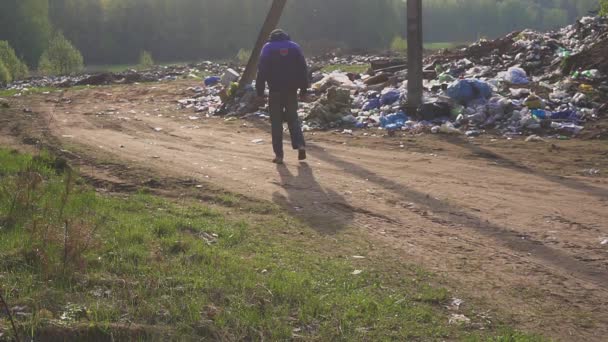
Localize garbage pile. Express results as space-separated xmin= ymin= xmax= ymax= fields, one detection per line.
xmin=180 ymin=16 xmax=606 ymax=139
xmin=4 ymin=61 xmax=228 ymax=90
xmin=294 ymin=16 xmax=608 ymax=137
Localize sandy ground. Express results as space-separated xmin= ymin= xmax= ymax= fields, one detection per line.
xmin=2 ymin=81 xmax=607 ymax=341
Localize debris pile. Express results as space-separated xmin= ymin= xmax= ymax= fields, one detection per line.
xmin=4 ymin=62 xmax=229 ymax=90
xmin=295 ymin=16 xmax=607 ymax=138
xmin=181 ymin=16 xmax=607 ymax=139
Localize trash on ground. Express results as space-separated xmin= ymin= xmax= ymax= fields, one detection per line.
xmin=449 ymin=313 xmax=471 ymax=325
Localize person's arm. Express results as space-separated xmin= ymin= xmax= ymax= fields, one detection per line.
xmin=293 ymin=43 xmax=309 ymax=96
xmin=256 ymin=44 xmax=271 ymax=97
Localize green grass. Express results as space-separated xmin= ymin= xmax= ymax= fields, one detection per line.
xmin=0 ymin=85 xmax=103 ymax=98
xmin=0 ymin=148 xmax=544 ymax=341
xmin=0 ymin=87 xmax=58 ymax=98
xmin=85 ymin=64 xmax=136 ymax=73
xmin=424 ymin=42 xmax=469 ymax=50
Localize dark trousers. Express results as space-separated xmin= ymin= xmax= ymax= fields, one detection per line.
xmin=269 ymin=91 xmax=306 ymax=158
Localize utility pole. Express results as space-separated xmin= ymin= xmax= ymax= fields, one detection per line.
xmin=407 ymin=0 xmax=423 ymax=114
xmin=238 ymin=0 xmax=288 ymax=89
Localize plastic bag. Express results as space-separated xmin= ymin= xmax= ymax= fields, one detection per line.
xmin=380 ymin=90 xmax=401 ymax=106
xmin=380 ymin=111 xmax=409 ymax=130
xmin=446 ymin=79 xmax=492 ymax=106
xmin=204 ymin=76 xmax=221 ymax=87
xmin=417 ymin=102 xmax=451 ymax=121
xmin=504 ymin=67 xmax=529 ymax=85
xmin=362 ymin=98 xmax=381 ymax=111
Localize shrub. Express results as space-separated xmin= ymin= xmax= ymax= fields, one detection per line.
xmin=138 ymin=50 xmax=154 ymax=69
xmin=601 ymin=0 xmax=608 ymax=16
xmin=390 ymin=36 xmax=407 ymax=53
xmin=0 ymin=61 xmax=11 ymax=85
xmin=236 ymin=48 xmax=252 ymax=65
xmin=0 ymin=41 xmax=29 ymax=80
xmin=0 ymin=151 xmax=100 ymax=276
xmin=38 ymin=32 xmax=84 ymax=76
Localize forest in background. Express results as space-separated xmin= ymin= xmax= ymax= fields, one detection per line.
xmin=0 ymin=0 xmax=602 ymax=67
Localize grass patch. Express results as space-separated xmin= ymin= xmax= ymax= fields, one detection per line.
xmin=321 ymin=64 xmax=369 ymax=74
xmin=0 ymin=87 xmax=59 ymax=98
xmin=424 ymin=42 xmax=469 ymax=50
xmin=0 ymin=148 xmax=542 ymax=341
xmin=0 ymin=85 xmax=104 ymax=99
xmin=84 ymin=64 xmax=137 ymax=73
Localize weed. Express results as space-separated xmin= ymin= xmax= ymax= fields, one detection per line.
xmin=0 ymin=289 xmax=21 ymax=342
xmin=236 ymin=48 xmax=252 ymax=66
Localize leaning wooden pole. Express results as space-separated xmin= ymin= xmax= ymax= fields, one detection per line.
xmin=407 ymin=0 xmax=423 ymax=114
xmin=238 ymin=0 xmax=288 ymax=89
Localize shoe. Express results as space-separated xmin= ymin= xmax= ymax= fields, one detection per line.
xmin=298 ymin=149 xmax=307 ymax=161
xmin=273 ymin=156 xmax=284 ymax=164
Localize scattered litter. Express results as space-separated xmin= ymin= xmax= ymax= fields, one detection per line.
xmin=251 ymin=139 xmax=264 ymax=144
xmin=601 ymin=239 xmax=608 ymax=245
xmin=60 ymin=303 xmax=88 ymax=323
xmin=581 ymin=169 xmax=601 ymax=176
xmin=448 ymin=298 xmax=464 ymax=311
xmin=352 ymin=256 xmax=366 ymax=259
xmin=525 ymin=135 xmax=546 ymax=142
xmin=153 ymin=127 xmax=163 ymax=132
xmin=351 ymin=270 xmax=363 ymax=275
xmin=449 ymin=314 xmax=471 ymax=325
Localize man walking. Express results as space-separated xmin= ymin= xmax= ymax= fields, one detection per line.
xmin=256 ymin=29 xmax=308 ymax=164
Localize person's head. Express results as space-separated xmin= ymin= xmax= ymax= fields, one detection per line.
xmin=269 ymin=29 xmax=291 ymax=42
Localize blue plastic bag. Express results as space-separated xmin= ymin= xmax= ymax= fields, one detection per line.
xmin=380 ymin=111 xmax=409 ymax=130
xmin=380 ymin=90 xmax=401 ymax=106
xmin=532 ymin=109 xmax=549 ymax=119
xmin=446 ymin=79 xmax=492 ymax=106
xmin=204 ymin=76 xmax=221 ymax=87
xmin=362 ymin=98 xmax=381 ymax=111
xmin=551 ymin=110 xmax=579 ymax=123
xmin=504 ymin=67 xmax=529 ymax=85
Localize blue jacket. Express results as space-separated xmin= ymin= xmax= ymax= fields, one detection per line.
xmin=256 ymin=32 xmax=309 ymax=96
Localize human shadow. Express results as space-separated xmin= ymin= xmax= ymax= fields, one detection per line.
xmin=436 ymin=135 xmax=608 ymax=200
xmin=307 ymin=143 xmax=608 ymax=288
xmin=273 ymin=162 xmax=353 ymax=234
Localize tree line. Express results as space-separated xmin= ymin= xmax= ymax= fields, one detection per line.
xmin=0 ymin=0 xmax=603 ymax=74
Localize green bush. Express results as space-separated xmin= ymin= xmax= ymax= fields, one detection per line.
xmin=38 ymin=32 xmax=84 ymax=76
xmin=601 ymin=0 xmax=608 ymax=16
xmin=236 ymin=48 xmax=251 ymax=65
xmin=0 ymin=61 xmax=11 ymax=85
xmin=138 ymin=50 xmax=154 ymax=69
xmin=390 ymin=36 xmax=407 ymax=53
xmin=0 ymin=41 xmax=29 ymax=81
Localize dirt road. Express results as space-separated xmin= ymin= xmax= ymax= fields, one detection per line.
xmin=3 ymin=81 xmax=608 ymax=340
